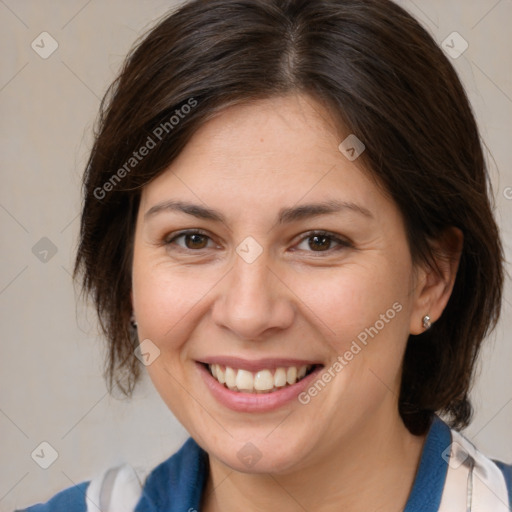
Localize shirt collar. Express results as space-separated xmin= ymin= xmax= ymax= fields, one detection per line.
xmin=404 ymin=414 xmax=451 ymax=511
xmin=137 ymin=414 xmax=450 ymax=512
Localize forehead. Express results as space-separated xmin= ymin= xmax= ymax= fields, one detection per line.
xmin=139 ymin=93 xmax=394 ymax=224
xmin=170 ymin=94 xmax=342 ymax=171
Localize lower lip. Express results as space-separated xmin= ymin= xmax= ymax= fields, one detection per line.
xmin=196 ymin=362 xmax=324 ymax=413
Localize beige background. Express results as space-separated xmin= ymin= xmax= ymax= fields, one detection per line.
xmin=1 ymin=1 xmax=511 ymax=510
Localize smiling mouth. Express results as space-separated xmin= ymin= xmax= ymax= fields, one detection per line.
xmin=203 ymin=363 xmax=320 ymax=393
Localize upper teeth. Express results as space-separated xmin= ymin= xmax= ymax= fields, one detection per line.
xmin=208 ymin=364 xmax=312 ymax=393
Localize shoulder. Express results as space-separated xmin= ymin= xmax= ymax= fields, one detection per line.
xmin=14 ymin=481 xmax=90 ymax=512
xmin=404 ymin=415 xmax=512 ymax=511
xmin=16 ymin=437 xmax=208 ymax=512
xmin=494 ymin=458 xmax=512 ymax=501
xmin=135 ymin=436 xmax=209 ymax=511
xmin=442 ymin=423 xmax=512 ymax=510
xmin=16 ymin=463 xmax=146 ymax=512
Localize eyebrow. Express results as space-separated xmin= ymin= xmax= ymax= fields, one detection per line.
xmin=144 ymin=199 xmax=373 ymax=224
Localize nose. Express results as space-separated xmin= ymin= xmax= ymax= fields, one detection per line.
xmin=210 ymin=250 xmax=295 ymax=341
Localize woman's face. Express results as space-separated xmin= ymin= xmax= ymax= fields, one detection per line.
xmin=131 ymin=93 xmax=425 ymax=473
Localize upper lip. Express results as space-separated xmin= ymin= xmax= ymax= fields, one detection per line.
xmin=198 ymin=356 xmax=323 ymax=372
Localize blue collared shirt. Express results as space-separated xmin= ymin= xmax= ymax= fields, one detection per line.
xmin=17 ymin=415 xmax=512 ymax=511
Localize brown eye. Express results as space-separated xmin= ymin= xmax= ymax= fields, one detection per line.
xmin=165 ymin=230 xmax=213 ymax=251
xmin=295 ymin=231 xmax=352 ymax=254
xmin=183 ymin=233 xmax=209 ymax=249
xmin=308 ymin=234 xmax=332 ymax=251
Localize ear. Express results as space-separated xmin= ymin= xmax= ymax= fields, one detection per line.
xmin=409 ymin=227 xmax=463 ymax=335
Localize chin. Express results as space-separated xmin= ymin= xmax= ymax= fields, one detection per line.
xmin=203 ymin=430 xmax=315 ymax=475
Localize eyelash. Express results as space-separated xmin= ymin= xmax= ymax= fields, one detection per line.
xmin=163 ymin=229 xmax=352 ymax=255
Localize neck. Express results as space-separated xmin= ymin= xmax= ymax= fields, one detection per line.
xmin=200 ymin=409 xmax=428 ymax=512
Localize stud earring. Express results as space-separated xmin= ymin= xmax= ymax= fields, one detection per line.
xmin=130 ymin=312 xmax=138 ymax=328
xmin=422 ymin=314 xmax=431 ymax=330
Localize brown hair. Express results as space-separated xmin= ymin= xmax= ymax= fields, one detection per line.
xmin=74 ymin=0 xmax=504 ymax=435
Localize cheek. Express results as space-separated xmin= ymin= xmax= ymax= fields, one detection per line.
xmin=131 ymin=258 xmax=208 ymax=419
xmin=131 ymin=241 xmax=199 ymax=346
xmin=291 ymin=259 xmax=411 ymax=349
xmin=133 ymin=262 xmax=205 ymax=349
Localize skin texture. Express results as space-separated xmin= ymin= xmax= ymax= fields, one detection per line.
xmin=131 ymin=93 xmax=462 ymax=512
